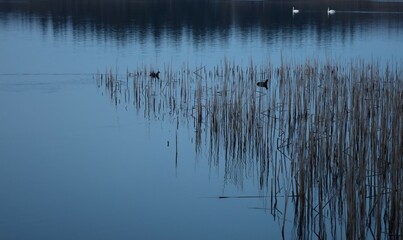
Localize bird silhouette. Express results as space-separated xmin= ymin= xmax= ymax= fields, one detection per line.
xmin=149 ymin=71 xmax=160 ymax=79
xmin=327 ymin=8 xmax=336 ymax=15
xmin=257 ymin=79 xmax=269 ymax=89
xmin=292 ymin=6 xmax=299 ymax=15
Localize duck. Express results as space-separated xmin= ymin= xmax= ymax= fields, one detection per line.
xmin=257 ymin=79 xmax=269 ymax=89
xmin=149 ymin=71 xmax=160 ymax=79
xmin=292 ymin=7 xmax=299 ymax=14
xmin=327 ymin=8 xmax=335 ymax=15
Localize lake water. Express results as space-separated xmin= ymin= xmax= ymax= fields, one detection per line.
xmin=1 ymin=0 xmax=403 ymax=239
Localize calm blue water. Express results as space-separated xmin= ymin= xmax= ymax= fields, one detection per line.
xmin=1 ymin=0 xmax=403 ymax=239
xmin=1 ymin=0 xmax=402 ymax=74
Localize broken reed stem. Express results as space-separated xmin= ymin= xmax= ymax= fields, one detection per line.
xmin=97 ymin=59 xmax=403 ymax=239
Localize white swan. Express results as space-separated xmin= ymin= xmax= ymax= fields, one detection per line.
xmin=292 ymin=7 xmax=299 ymax=14
xmin=327 ymin=8 xmax=335 ymax=15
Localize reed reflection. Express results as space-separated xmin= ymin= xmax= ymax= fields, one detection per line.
xmin=96 ymin=58 xmax=403 ymax=239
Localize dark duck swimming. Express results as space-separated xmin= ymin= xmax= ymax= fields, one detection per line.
xmin=149 ymin=71 xmax=160 ymax=79
xmin=256 ymin=79 xmax=269 ymax=89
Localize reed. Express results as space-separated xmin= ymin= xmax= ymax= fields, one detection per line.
xmin=96 ymin=58 xmax=403 ymax=239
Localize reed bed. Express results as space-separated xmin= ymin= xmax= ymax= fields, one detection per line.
xmin=95 ymin=59 xmax=403 ymax=239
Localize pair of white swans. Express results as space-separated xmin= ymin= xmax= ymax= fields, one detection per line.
xmin=292 ymin=7 xmax=335 ymax=15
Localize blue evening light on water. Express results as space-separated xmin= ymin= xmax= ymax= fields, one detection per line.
xmin=1 ymin=1 xmax=403 ymax=239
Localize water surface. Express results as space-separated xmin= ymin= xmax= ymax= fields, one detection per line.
xmin=1 ymin=0 xmax=403 ymax=239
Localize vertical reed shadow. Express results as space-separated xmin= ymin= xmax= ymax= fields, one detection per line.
xmin=95 ymin=59 xmax=403 ymax=239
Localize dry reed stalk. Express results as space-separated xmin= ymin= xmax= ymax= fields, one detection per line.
xmin=98 ymin=59 xmax=403 ymax=239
